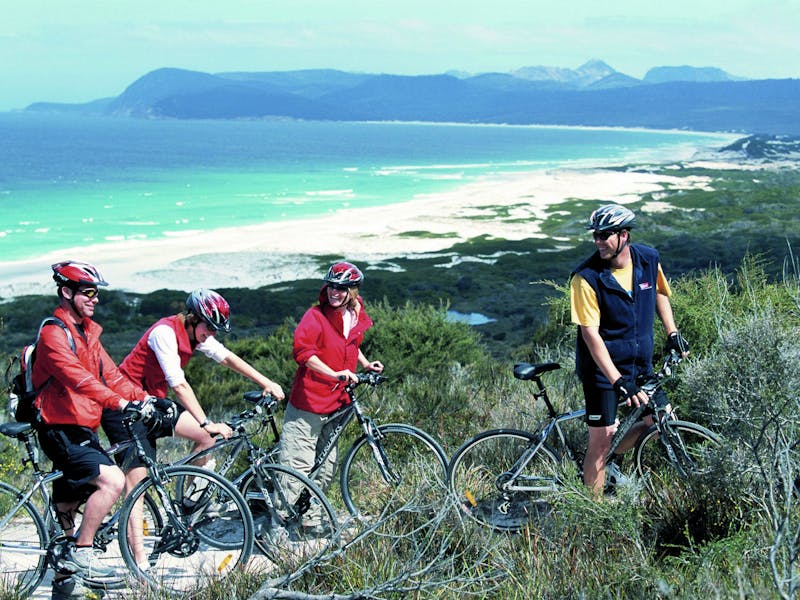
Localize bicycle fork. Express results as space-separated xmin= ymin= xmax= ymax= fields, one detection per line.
xmin=364 ymin=420 xmax=402 ymax=486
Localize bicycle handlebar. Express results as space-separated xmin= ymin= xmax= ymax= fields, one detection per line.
xmin=345 ymin=371 xmax=387 ymax=392
xmin=223 ymin=392 xmax=279 ymax=429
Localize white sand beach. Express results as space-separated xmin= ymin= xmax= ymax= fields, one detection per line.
xmin=0 ymin=164 xmax=723 ymax=298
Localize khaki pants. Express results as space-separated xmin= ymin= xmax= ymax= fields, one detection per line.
xmin=278 ymin=402 xmax=339 ymax=525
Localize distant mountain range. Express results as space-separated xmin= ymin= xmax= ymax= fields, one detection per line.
xmin=26 ymin=61 xmax=800 ymax=135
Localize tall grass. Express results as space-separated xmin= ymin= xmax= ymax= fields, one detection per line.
xmin=2 ymin=255 xmax=799 ymax=599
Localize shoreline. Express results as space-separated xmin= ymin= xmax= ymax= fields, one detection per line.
xmin=0 ymin=158 xmax=742 ymax=299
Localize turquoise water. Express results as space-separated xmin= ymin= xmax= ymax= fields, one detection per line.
xmin=0 ymin=113 xmax=733 ymax=263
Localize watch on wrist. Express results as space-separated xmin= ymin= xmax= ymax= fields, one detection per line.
xmin=199 ymin=418 xmax=210 ymax=429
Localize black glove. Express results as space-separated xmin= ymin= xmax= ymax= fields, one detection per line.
xmin=666 ymin=331 xmax=690 ymax=355
xmin=613 ymin=377 xmax=641 ymax=403
xmin=124 ymin=399 xmax=156 ymax=422
xmin=152 ymin=397 xmax=178 ymax=422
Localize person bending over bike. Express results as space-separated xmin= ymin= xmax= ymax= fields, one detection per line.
xmin=569 ymin=205 xmax=689 ymax=498
xmin=279 ymin=261 xmax=383 ymax=533
xmin=100 ymin=288 xmax=284 ymax=565
xmin=33 ymin=261 xmax=152 ymax=600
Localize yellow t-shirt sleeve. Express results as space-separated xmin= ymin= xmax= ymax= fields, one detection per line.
xmin=570 ymin=263 xmax=672 ymax=327
xmin=570 ymin=274 xmax=600 ymax=327
xmin=657 ymin=264 xmax=672 ymax=296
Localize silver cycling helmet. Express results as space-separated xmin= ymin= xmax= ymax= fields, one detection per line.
xmin=586 ymin=204 xmax=636 ymax=232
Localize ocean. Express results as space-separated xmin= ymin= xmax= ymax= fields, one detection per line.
xmin=0 ymin=112 xmax=733 ymax=264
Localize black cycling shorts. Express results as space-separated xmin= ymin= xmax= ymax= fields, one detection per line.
xmin=100 ymin=405 xmax=182 ymax=470
xmin=583 ymin=383 xmax=669 ymax=428
xmin=37 ymin=425 xmax=114 ymax=505
xmin=582 ymin=385 xmax=619 ymax=428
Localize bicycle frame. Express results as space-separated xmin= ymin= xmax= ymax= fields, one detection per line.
xmin=0 ymin=423 xmax=129 ymax=576
xmin=505 ymin=352 xmax=683 ymax=491
xmin=308 ymin=373 xmax=403 ymax=487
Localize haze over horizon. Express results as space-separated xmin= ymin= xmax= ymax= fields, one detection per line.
xmin=2 ymin=0 xmax=798 ymax=112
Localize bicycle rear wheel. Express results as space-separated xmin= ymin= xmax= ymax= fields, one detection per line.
xmin=0 ymin=482 xmax=49 ymax=595
xmin=240 ymin=463 xmax=338 ymax=574
xmin=340 ymin=424 xmax=447 ymax=521
xmin=118 ymin=465 xmax=254 ymax=595
xmin=447 ymin=429 xmax=559 ymax=532
xmin=632 ymin=419 xmax=721 ymax=500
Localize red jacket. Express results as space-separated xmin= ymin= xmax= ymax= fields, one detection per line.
xmin=289 ymin=288 xmax=373 ymax=414
xmin=33 ymin=306 xmax=146 ymax=430
xmin=120 ymin=315 xmax=194 ymax=397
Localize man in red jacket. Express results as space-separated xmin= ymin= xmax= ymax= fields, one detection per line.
xmin=279 ymin=261 xmax=383 ymax=533
xmin=33 ymin=261 xmax=150 ymax=599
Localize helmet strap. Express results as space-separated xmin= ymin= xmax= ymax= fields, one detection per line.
xmin=610 ymin=230 xmax=630 ymax=259
xmin=59 ymin=286 xmax=82 ymax=322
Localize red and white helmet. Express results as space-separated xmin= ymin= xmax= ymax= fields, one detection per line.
xmin=51 ymin=261 xmax=108 ymax=289
xmin=323 ymin=261 xmax=363 ymax=287
xmin=186 ymin=289 xmax=231 ymax=333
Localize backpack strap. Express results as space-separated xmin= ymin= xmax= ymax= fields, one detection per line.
xmin=37 ymin=316 xmax=76 ymax=352
xmin=24 ymin=317 xmax=77 ymax=393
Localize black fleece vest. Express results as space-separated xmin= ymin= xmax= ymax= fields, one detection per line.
xmin=573 ymin=243 xmax=660 ymax=389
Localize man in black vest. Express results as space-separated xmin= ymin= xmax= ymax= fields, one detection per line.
xmin=570 ymin=204 xmax=689 ymax=497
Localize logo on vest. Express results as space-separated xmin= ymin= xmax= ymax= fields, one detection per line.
xmin=639 ymin=281 xmax=653 ymax=291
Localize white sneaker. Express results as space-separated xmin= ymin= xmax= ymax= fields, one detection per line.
xmin=605 ymin=461 xmax=630 ymax=488
xmin=60 ymin=546 xmax=117 ymax=581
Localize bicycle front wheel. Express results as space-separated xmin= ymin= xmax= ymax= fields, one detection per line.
xmin=118 ymin=465 xmax=254 ymax=595
xmin=240 ymin=463 xmax=338 ymax=574
xmin=447 ymin=429 xmax=559 ymax=532
xmin=0 ymin=482 xmax=49 ymax=595
xmin=632 ymin=419 xmax=721 ymax=500
xmin=340 ymin=424 xmax=448 ymax=521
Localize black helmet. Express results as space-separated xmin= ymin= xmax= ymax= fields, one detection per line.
xmin=586 ymin=204 xmax=636 ymax=232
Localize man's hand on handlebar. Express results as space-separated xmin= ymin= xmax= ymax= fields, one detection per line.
xmin=124 ymin=397 xmax=156 ymax=422
xmin=667 ymin=331 xmax=690 ymax=358
xmin=614 ymin=377 xmax=649 ymax=408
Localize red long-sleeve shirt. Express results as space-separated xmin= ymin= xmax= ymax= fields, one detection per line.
xmin=289 ymin=289 xmax=373 ymax=415
xmin=33 ymin=306 xmax=147 ymax=430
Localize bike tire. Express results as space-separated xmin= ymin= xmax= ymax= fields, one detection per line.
xmin=118 ymin=465 xmax=254 ymax=595
xmin=84 ymin=490 xmax=164 ymax=591
xmin=340 ymin=424 xmax=448 ymax=521
xmin=0 ymin=482 xmax=49 ymax=595
xmin=447 ymin=429 xmax=560 ymax=532
xmin=239 ymin=463 xmax=338 ymax=571
xmin=632 ymin=419 xmax=721 ymax=500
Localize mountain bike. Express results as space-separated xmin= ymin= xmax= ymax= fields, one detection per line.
xmin=447 ymin=351 xmax=721 ymax=531
xmin=174 ymin=391 xmax=339 ymax=576
xmin=0 ymin=402 xmax=254 ymax=596
xmin=0 ymin=419 xmax=157 ymax=596
xmin=185 ymin=372 xmax=448 ymax=527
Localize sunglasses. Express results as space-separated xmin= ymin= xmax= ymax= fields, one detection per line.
xmin=328 ymin=283 xmax=352 ymax=291
xmin=77 ymin=287 xmax=99 ymax=299
xmin=592 ymin=230 xmax=618 ymax=241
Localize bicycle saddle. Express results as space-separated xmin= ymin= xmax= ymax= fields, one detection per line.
xmin=0 ymin=421 xmax=34 ymax=440
xmin=513 ymin=362 xmax=561 ymax=380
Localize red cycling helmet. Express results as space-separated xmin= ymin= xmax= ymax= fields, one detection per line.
xmin=51 ymin=261 xmax=109 ymax=289
xmin=323 ymin=261 xmax=363 ymax=287
xmin=186 ymin=289 xmax=231 ymax=333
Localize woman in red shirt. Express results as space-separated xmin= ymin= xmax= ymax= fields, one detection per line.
xmin=279 ymin=261 xmax=383 ymax=533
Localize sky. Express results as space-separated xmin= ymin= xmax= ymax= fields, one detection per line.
xmin=1 ymin=0 xmax=798 ymax=111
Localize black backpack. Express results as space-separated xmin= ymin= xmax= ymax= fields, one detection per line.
xmin=5 ymin=316 xmax=76 ymax=424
